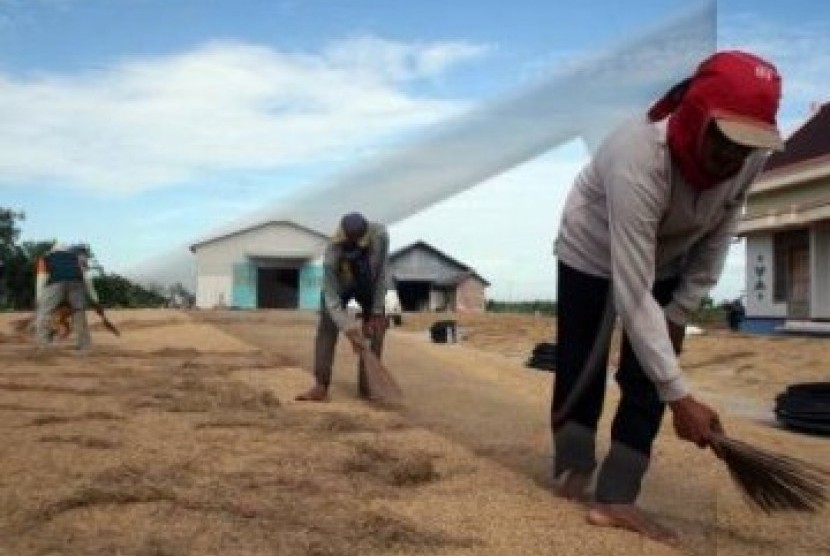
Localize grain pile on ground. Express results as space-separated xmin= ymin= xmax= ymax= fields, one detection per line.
xmin=0 ymin=309 xmax=827 ymax=555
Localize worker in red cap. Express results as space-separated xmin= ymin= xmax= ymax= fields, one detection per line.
xmin=296 ymin=212 xmax=390 ymax=402
xmin=551 ymin=50 xmax=783 ymax=544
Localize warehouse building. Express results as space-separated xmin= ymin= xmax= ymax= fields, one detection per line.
xmin=189 ymin=220 xmax=329 ymax=310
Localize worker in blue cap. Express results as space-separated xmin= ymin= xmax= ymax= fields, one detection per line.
xmin=296 ymin=212 xmax=390 ymax=401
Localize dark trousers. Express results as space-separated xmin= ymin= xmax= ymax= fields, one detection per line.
xmin=552 ymin=262 xmax=680 ymax=504
xmin=313 ymin=294 xmax=385 ymax=396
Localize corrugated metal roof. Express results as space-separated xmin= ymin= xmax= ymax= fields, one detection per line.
xmin=390 ymin=241 xmax=490 ymax=286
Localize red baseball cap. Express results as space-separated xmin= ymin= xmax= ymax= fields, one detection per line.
xmin=689 ymin=50 xmax=784 ymax=150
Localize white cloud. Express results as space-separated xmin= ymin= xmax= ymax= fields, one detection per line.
xmin=0 ymin=37 xmax=485 ymax=193
xmin=322 ymin=35 xmax=490 ymax=83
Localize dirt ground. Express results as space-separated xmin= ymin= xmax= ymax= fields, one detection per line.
xmin=0 ymin=308 xmax=827 ymax=556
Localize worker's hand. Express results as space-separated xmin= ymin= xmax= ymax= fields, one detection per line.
xmin=344 ymin=325 xmax=366 ymax=353
xmin=666 ymin=318 xmax=686 ymax=355
xmin=362 ymin=314 xmax=387 ymax=339
xmin=669 ymin=395 xmax=723 ymax=448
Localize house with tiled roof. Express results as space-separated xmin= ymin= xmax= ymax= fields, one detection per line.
xmin=737 ymin=102 xmax=830 ymax=333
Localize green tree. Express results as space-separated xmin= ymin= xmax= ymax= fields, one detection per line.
xmin=3 ymin=241 xmax=53 ymax=309
xmin=486 ymin=300 xmax=557 ymax=316
xmin=0 ymin=208 xmax=24 ymax=248
xmin=0 ymin=210 xmax=39 ymax=309
xmin=92 ymin=273 xmax=167 ymax=308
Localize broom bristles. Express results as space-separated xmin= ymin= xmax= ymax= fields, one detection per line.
xmin=360 ymin=345 xmax=403 ymax=406
xmin=710 ymin=433 xmax=829 ymax=514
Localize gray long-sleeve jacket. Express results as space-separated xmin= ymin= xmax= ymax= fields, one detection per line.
xmin=555 ymin=117 xmax=766 ymax=401
xmin=321 ymin=222 xmax=390 ymax=331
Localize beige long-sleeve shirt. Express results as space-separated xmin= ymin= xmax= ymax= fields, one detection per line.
xmin=555 ymin=117 xmax=766 ymax=401
xmin=322 ymin=222 xmax=390 ymax=331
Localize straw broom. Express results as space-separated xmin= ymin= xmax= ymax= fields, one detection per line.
xmin=710 ymin=432 xmax=829 ymax=513
xmin=357 ymin=342 xmax=403 ymax=406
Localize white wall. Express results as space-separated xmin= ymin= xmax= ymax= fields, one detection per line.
xmin=812 ymin=226 xmax=830 ymax=319
xmin=745 ymin=235 xmax=787 ymax=318
xmin=192 ymin=222 xmax=329 ymax=309
xmin=196 ymin=275 xmax=232 ymax=309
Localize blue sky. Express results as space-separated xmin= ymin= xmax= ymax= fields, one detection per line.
xmin=2 ymin=0 xmax=829 ymax=301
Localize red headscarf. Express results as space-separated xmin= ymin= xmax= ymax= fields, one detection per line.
xmin=648 ymin=51 xmax=782 ymax=190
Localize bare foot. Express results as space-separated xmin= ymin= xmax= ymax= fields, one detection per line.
xmin=295 ymin=384 xmax=329 ymax=402
xmin=555 ymin=471 xmax=592 ymax=503
xmin=587 ymin=503 xmax=679 ymax=547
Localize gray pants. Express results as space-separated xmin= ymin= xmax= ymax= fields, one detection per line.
xmin=35 ymin=282 xmax=91 ymax=350
xmin=314 ymin=309 xmax=385 ymax=396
